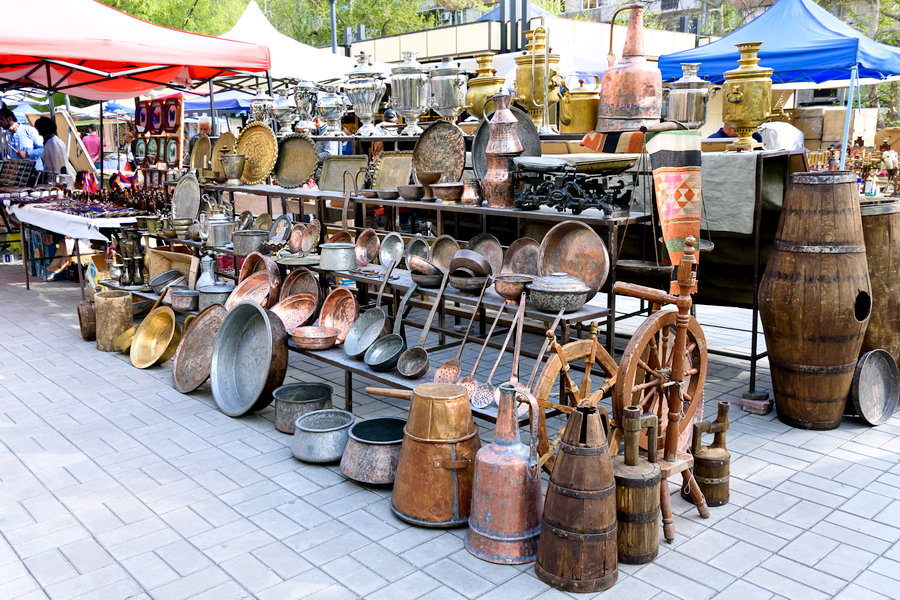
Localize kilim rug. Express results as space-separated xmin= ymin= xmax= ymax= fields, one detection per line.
xmin=645 ymin=129 xmax=702 ymax=293
xmin=580 ymin=130 xmax=645 ymax=153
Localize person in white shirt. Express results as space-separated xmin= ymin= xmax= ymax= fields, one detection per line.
xmin=34 ymin=116 xmax=67 ymax=174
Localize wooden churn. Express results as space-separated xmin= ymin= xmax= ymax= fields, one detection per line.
xmin=391 ymin=383 xmax=481 ymax=527
xmin=95 ymin=291 xmax=132 ymax=352
xmin=859 ymin=199 xmax=900 ymax=363
xmin=682 ymin=401 xmax=731 ymax=507
xmin=535 ymin=406 xmax=618 ymax=592
xmin=611 ymin=406 xmax=660 ymax=565
xmin=77 ymin=300 xmax=96 ymax=341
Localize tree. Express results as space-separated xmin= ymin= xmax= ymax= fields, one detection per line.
xmin=98 ymin=0 xmax=247 ymax=36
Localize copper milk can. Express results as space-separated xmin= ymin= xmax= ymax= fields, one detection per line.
xmin=596 ymin=4 xmax=662 ymax=132
xmin=391 ymin=383 xmax=482 ymax=527
xmin=466 ymin=384 xmax=542 ymax=564
xmin=483 ymin=93 xmax=523 ymax=209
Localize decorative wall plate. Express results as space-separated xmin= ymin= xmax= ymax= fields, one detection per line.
xmin=235 ymin=121 xmax=278 ymax=185
xmin=164 ymin=99 xmax=180 ymax=133
xmin=134 ymin=138 xmax=146 ymax=164
xmin=149 ymin=100 xmax=164 ymax=134
xmin=273 ymin=133 xmax=316 ymax=188
xmin=371 ymin=151 xmax=413 ymax=190
xmin=269 ymin=215 xmax=293 ymax=243
xmin=145 ymin=137 xmax=159 ymax=164
xmin=412 ymin=121 xmax=465 ymax=183
xmin=135 ymin=103 xmax=149 ymax=133
xmin=210 ymin=131 xmax=236 ymax=177
xmin=472 ymin=105 xmax=540 ymax=179
xmin=165 ymin=138 xmax=179 ymax=167
xmin=318 ymin=155 xmax=368 ymax=193
xmin=190 ymin=134 xmax=211 ymax=170
xmin=171 ymin=172 xmax=202 ymax=221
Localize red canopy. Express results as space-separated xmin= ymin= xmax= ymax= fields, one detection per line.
xmin=0 ymin=0 xmax=270 ymax=100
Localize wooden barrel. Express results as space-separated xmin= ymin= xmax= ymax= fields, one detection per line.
xmin=612 ymin=459 xmax=660 ymax=564
xmin=759 ymin=172 xmax=871 ymax=430
xmin=77 ymin=300 xmax=96 ymax=341
xmin=95 ymin=291 xmax=133 ymax=352
xmin=536 ymin=407 xmax=618 ymax=592
xmin=860 ymin=199 xmax=900 ymax=363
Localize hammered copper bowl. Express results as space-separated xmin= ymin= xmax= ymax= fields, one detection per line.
xmin=397 ymin=184 xmax=424 ymax=201
xmin=239 ymin=251 xmax=281 ymax=300
xmin=291 ymin=326 xmax=340 ymax=350
xmin=355 ymin=228 xmax=380 ymax=267
xmin=405 ymin=236 xmax=430 ymax=264
xmin=449 ymin=273 xmax=487 ymax=294
xmin=359 ymin=189 xmax=380 ymax=199
xmin=375 ymin=189 xmax=400 ymax=200
xmin=493 ymin=273 xmax=533 ymax=303
xmin=170 ymin=289 xmax=200 ymax=313
xmin=271 ymin=293 xmax=318 ymax=331
xmin=431 ymin=182 xmax=464 ymax=204
xmin=225 ymin=271 xmax=271 ymax=311
xmin=408 ymin=255 xmax=442 ymax=277
xmin=319 ymin=288 xmax=359 ymax=344
xmin=280 ymin=267 xmax=319 ymax=306
xmin=449 ymin=249 xmax=492 ymax=277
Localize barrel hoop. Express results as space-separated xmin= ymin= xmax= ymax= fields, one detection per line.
xmin=542 ymin=521 xmax=617 ymax=542
xmin=769 ymin=358 xmax=857 ymax=374
xmin=560 ymin=442 xmax=610 ymax=456
xmin=790 ymin=172 xmax=856 ymax=185
xmin=548 ymin=481 xmax=615 ymax=499
xmin=860 ymin=201 xmax=900 ymax=216
xmin=616 ymin=508 xmax=660 ymax=524
xmin=695 ymin=475 xmax=729 ymax=485
xmin=404 ymin=428 xmax=478 ymax=445
xmin=772 ymin=240 xmax=866 ymax=253
xmin=614 ymin=474 xmax=661 ymax=488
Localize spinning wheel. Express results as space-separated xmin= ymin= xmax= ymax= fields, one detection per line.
xmin=614 ymin=309 xmax=707 ymax=453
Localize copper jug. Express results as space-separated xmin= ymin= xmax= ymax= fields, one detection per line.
xmin=596 ymin=4 xmax=662 ymax=132
xmin=466 ymin=384 xmax=542 ymax=564
xmin=391 ymin=383 xmax=482 ymax=527
xmin=483 ymin=93 xmax=523 ymax=209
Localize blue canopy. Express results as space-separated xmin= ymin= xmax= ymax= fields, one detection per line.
xmin=184 ymin=90 xmax=253 ymax=112
xmin=659 ymin=0 xmax=900 ymax=83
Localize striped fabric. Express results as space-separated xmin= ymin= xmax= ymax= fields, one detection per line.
xmin=579 ymin=130 xmax=646 ymax=154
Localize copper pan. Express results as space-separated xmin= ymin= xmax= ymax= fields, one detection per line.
xmin=538 ymin=220 xmax=609 ymax=301
xmin=225 ymin=271 xmax=270 ymax=310
xmin=449 ymin=249 xmax=492 ymax=277
xmin=319 ymin=288 xmax=359 ymax=344
xmin=172 ymin=304 xmax=227 ymax=393
xmin=271 ymin=293 xmax=318 ymax=331
xmin=239 ymin=251 xmax=282 ymax=300
xmin=280 ymin=267 xmax=319 ymax=306
xmin=355 ymin=228 xmax=380 ymax=267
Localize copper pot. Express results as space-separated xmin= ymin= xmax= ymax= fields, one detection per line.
xmin=528 ymin=272 xmax=590 ymax=313
xmin=494 ymin=273 xmax=533 ymax=303
xmin=340 ymin=417 xmax=406 ymax=485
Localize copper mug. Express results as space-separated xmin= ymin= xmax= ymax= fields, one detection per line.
xmin=461 ymin=179 xmax=482 ymax=206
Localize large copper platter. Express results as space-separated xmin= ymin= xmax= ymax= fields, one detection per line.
xmin=172 ymin=305 xmax=227 ymax=393
xmin=430 ymin=235 xmax=460 ymax=271
xmin=210 ymin=132 xmax=236 ymax=178
xmin=466 ymin=233 xmax=503 ymax=276
xmin=271 ymin=293 xmax=318 ymax=331
xmin=472 ymin=105 xmax=540 ymax=179
xmin=238 ymin=251 xmax=281 ymax=301
xmin=273 ymin=133 xmax=317 ymax=188
xmin=190 ymin=134 xmax=210 ymax=170
xmin=319 ymin=156 xmax=368 ymax=193
xmin=412 ymin=121 xmax=465 ymax=183
xmin=319 ymin=287 xmax=358 ymax=344
xmin=502 ymin=237 xmax=540 ymax=275
xmin=538 ymin=220 xmax=609 ymax=301
xmin=371 ymin=151 xmax=413 ymax=190
xmin=130 ymin=306 xmax=176 ymax=369
xmin=225 ymin=271 xmax=271 ymax=310
xmin=280 ymin=267 xmax=319 ymax=305
xmin=235 ymin=121 xmax=279 ymax=185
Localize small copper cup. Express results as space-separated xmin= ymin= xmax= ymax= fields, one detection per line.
xmin=461 ymin=179 xmax=482 ymax=206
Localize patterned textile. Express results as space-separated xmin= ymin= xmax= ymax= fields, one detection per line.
xmin=580 ymin=130 xmax=645 ymax=153
xmin=81 ymin=172 xmax=99 ymax=194
xmin=646 ymin=130 xmax=702 ymax=292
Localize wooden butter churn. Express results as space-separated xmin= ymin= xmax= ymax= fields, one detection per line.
xmin=682 ymin=401 xmax=731 ymax=507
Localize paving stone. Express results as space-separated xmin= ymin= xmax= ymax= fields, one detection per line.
xmin=777 ymin=531 xmax=839 ymax=566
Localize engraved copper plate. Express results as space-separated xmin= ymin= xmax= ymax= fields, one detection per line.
xmin=502 ymin=237 xmax=540 ymax=275
xmin=274 ymin=133 xmax=317 ymax=188
xmin=301 ymin=220 xmax=321 ymax=254
xmin=538 ymin=220 xmax=609 ymax=301
xmin=371 ymin=151 xmax=413 ymax=190
xmin=319 ymin=287 xmax=358 ymax=344
xmin=172 ymin=304 xmax=227 ymax=393
xmin=190 ymin=133 xmax=211 ymax=170
xmin=225 ymin=271 xmax=270 ymax=311
xmin=280 ymin=267 xmax=319 ymax=305
xmin=466 ymin=233 xmax=503 ymax=276
xmin=238 ymin=252 xmax=281 ymax=301
xmin=472 ymin=105 xmax=540 ymax=179
xmin=288 ymin=223 xmax=307 ymax=253
xmin=319 ymin=156 xmax=368 ymax=193
xmin=211 ymin=132 xmax=236 ymax=177
xmin=271 ymin=293 xmax=318 ymax=331
xmin=412 ymin=121 xmax=465 ymax=183
xmin=235 ymin=121 xmax=278 ymax=185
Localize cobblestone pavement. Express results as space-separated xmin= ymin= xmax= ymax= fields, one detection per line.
xmin=1 ymin=267 xmax=899 ymax=600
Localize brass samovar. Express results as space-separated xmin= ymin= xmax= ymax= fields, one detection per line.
xmin=465 ymin=53 xmax=505 ymax=121
xmin=723 ymin=41 xmax=772 ymax=151
xmin=514 ymin=28 xmax=561 ymax=134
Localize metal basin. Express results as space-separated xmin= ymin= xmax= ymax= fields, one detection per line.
xmin=149 ymin=269 xmax=184 ymax=295
xmin=379 ymin=232 xmax=405 ymax=267
xmin=340 ymin=417 xmax=406 ymax=485
xmin=364 ymin=333 xmax=406 ymax=372
xmin=198 ymin=283 xmax=235 ymax=311
xmin=291 ymin=409 xmax=355 ymax=463
xmin=273 ymin=383 xmax=333 ymax=434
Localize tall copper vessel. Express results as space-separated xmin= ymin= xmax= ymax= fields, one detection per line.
xmin=514 ymin=28 xmax=560 ymax=133
xmin=391 ymin=383 xmax=482 ymax=527
xmin=466 ymin=385 xmax=542 ymax=564
xmin=483 ymin=93 xmax=523 ymax=209
xmin=722 ymin=42 xmax=772 ymax=151
xmin=596 ymin=4 xmax=661 ymax=132
xmin=465 ymin=53 xmax=506 ymax=121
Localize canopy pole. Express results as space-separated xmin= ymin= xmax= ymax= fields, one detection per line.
xmin=208 ymin=79 xmax=217 ymax=136
xmin=99 ymin=101 xmax=104 ymax=187
xmin=266 ymin=71 xmax=274 ymax=96
xmin=839 ymin=65 xmax=857 ymax=170
xmin=329 ymin=0 xmax=338 ymax=54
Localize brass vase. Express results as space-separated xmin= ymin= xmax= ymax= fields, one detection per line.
xmin=723 ymin=42 xmax=772 ymax=151
xmin=514 ymin=28 xmax=561 ymax=134
xmin=465 ymin=53 xmax=506 ymax=122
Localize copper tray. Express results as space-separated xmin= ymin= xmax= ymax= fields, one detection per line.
xmin=319 ymin=156 xmax=368 ymax=193
xmin=210 ymin=132 xmax=236 ymax=178
xmin=371 ymin=151 xmax=413 ymax=190
xmin=412 ymin=121 xmax=465 ymax=183
xmin=301 ymin=219 xmax=321 ymax=254
xmin=225 ymin=271 xmax=271 ymax=310
xmin=466 ymin=233 xmax=503 ymax=276
xmin=319 ymin=287 xmax=358 ymax=344
xmin=538 ymin=220 xmax=609 ymax=301
xmin=271 ymin=293 xmax=318 ymax=331
xmin=288 ymin=223 xmax=307 ymax=253
xmin=238 ymin=252 xmax=281 ymax=301
xmin=430 ymin=234 xmax=460 ymax=271
xmin=472 ymin=105 xmax=540 ymax=179
xmin=280 ymin=267 xmax=319 ymax=305
xmin=172 ymin=305 xmax=227 ymax=393
xmin=235 ymin=121 xmax=278 ymax=185
xmin=273 ymin=133 xmax=317 ymax=188
xmin=171 ymin=172 xmax=201 ymax=221
xmin=502 ymin=237 xmax=540 ymax=275
xmin=190 ymin=134 xmax=210 ymax=170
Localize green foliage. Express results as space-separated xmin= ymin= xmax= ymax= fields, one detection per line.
xmin=98 ymin=0 xmax=247 ymax=36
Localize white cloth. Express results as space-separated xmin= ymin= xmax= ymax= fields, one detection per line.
xmin=882 ymin=150 xmax=898 ymax=170
xmin=759 ymin=122 xmax=805 ymax=151
xmin=8 ymin=202 xmax=135 ymax=241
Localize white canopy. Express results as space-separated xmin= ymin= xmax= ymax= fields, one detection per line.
xmin=220 ymin=1 xmax=356 ymax=83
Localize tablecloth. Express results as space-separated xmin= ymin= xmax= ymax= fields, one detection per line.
xmin=7 ymin=202 xmax=136 ymax=241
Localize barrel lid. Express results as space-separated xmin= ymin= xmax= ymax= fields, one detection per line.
xmin=860 ymin=199 xmax=900 ymax=216
xmin=791 ymin=171 xmax=856 ymax=185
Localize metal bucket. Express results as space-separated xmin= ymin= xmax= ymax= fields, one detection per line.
xmin=292 ymin=409 xmax=354 ymax=463
xmin=340 ymin=417 xmax=406 ymax=485
xmin=232 ymin=229 xmax=269 ymax=257
xmin=198 ymin=283 xmax=236 ymax=312
xmin=273 ymin=383 xmax=334 ymax=434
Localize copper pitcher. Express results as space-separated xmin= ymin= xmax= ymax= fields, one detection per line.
xmin=391 ymin=383 xmax=482 ymax=527
xmin=483 ymin=93 xmax=523 ymax=209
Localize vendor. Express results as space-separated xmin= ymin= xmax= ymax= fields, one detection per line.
xmin=313 ymin=117 xmax=341 ymax=162
xmin=187 ymin=116 xmax=212 ymax=159
xmin=34 ymin=117 xmax=67 ymax=174
xmin=708 ymin=123 xmax=762 ymax=143
xmin=0 ymin=107 xmax=44 ymax=169
xmin=82 ymin=124 xmax=102 ymax=167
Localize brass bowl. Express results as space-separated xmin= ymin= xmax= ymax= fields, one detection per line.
xmin=397 ymin=185 xmax=424 ymax=201
xmin=291 ymin=326 xmax=340 ymax=350
xmin=115 ymin=325 xmax=138 ymax=353
xmin=130 ymin=307 xmax=176 ymax=369
xmin=431 ymin=182 xmax=464 ymax=204
xmin=494 ymin=273 xmax=533 ymax=302
xmin=416 ymin=170 xmax=441 ymax=185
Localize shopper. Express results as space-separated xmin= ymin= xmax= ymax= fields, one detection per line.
xmin=34 ymin=116 xmax=67 ymax=173
xmin=708 ymin=122 xmax=762 ymax=143
xmin=0 ymin=107 xmax=43 ymax=169
xmin=82 ymin=124 xmax=102 ymax=167
xmin=187 ymin=116 xmax=212 ymax=159
xmin=314 ymin=117 xmax=340 ymax=162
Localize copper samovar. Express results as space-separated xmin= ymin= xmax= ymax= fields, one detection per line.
xmin=723 ymin=41 xmax=772 ymax=151
xmin=596 ymin=4 xmax=661 ymax=132
xmin=465 ymin=53 xmax=505 ymax=121
xmin=483 ymin=93 xmax=524 ymax=209
xmin=514 ymin=28 xmax=561 ymax=134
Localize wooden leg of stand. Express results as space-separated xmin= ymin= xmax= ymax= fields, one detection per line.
xmin=683 ymin=470 xmax=710 ymax=519
xmin=660 ymin=477 xmax=675 ymax=543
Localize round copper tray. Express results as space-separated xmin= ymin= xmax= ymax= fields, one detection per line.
xmin=355 ymin=228 xmax=380 ymax=267
xmin=472 ymin=105 xmax=540 ymax=179
xmin=238 ymin=252 xmax=281 ymax=301
xmin=280 ymin=266 xmax=319 ymax=301
xmin=130 ymin=306 xmax=176 ymax=369
xmin=538 ymin=220 xmax=609 ymax=301
xmin=301 ymin=220 xmax=321 ymax=254
xmin=319 ymin=288 xmax=358 ymax=344
xmin=273 ymin=133 xmax=316 ymax=188
xmin=430 ymin=235 xmax=459 ymax=271
xmin=411 ymin=121 xmax=466 ymax=183
xmin=172 ymin=305 xmax=227 ymax=393
xmin=288 ymin=223 xmax=307 ymax=254
xmin=271 ymin=293 xmax=318 ymax=332
xmin=225 ymin=271 xmax=270 ymax=310
xmin=190 ymin=134 xmax=211 ymax=170
xmin=502 ymin=237 xmax=540 ymax=275
xmin=235 ymin=121 xmax=279 ymax=185
xmin=466 ymin=233 xmax=503 ymax=276
xmin=210 ymin=132 xmax=236 ymax=177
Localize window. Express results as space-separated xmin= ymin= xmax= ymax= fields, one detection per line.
xmin=661 ymin=0 xmax=679 ymax=10
xmin=581 ymin=0 xmax=611 ymax=9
